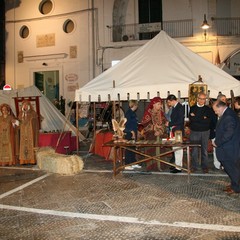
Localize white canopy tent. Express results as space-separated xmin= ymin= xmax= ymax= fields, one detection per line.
xmin=0 ymin=85 xmax=84 ymax=139
xmin=75 ymin=31 xmax=240 ymax=102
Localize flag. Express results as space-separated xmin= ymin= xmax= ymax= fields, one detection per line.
xmin=215 ymin=38 xmax=221 ymax=66
xmin=215 ymin=49 xmax=221 ymax=66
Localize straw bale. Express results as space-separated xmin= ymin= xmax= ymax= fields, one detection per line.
xmin=36 ymin=147 xmax=84 ymax=175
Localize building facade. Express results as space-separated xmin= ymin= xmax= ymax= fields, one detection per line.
xmin=5 ymin=0 xmax=240 ymax=105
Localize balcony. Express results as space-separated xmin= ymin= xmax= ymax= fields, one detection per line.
xmin=109 ymin=19 xmax=193 ymax=42
xmin=212 ymin=17 xmax=240 ymax=36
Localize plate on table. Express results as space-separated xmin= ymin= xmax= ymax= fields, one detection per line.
xmin=161 ymin=138 xmax=175 ymax=144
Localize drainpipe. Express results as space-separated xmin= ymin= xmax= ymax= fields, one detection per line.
xmin=13 ymin=3 xmax=16 ymax=89
xmin=91 ymin=0 xmax=96 ymax=78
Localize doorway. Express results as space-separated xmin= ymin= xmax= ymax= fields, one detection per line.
xmin=34 ymin=70 xmax=59 ymax=104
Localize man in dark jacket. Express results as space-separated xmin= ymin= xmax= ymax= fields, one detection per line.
xmin=212 ymin=100 xmax=240 ymax=194
xmin=189 ymin=92 xmax=212 ymax=173
xmin=166 ymin=94 xmax=185 ymax=173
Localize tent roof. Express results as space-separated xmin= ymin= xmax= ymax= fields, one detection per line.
xmin=0 ymin=86 xmax=83 ymax=139
xmin=75 ymin=30 xmax=240 ymax=102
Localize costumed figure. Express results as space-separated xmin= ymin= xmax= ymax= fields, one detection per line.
xmin=0 ymin=104 xmax=18 ymax=166
xmin=141 ymin=97 xmax=167 ymax=170
xmin=18 ymin=100 xmax=39 ymax=164
xmin=141 ymin=97 xmax=167 ymax=140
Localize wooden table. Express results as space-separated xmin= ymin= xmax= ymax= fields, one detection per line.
xmin=104 ymin=140 xmax=201 ymax=183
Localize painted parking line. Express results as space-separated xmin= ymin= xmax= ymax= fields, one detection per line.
xmin=0 ymin=204 xmax=239 ymax=232
xmin=0 ymin=166 xmax=41 ymax=171
xmin=83 ymin=169 xmax=228 ymax=177
xmin=0 ymin=170 xmax=232 ymax=233
xmin=0 ymin=173 xmax=51 ymax=199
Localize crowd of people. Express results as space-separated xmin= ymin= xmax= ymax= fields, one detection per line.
xmin=0 ymin=100 xmax=39 ymax=166
xmin=1 ymin=93 xmax=240 ymax=194
xmin=117 ymin=92 xmax=240 ymax=194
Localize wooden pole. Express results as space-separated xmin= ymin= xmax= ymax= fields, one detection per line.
xmin=112 ymin=80 xmax=116 ymax=120
xmin=76 ymin=101 xmax=79 ymax=154
xmin=93 ymin=102 xmax=96 ymax=136
xmin=55 ymin=100 xmax=73 ymax=153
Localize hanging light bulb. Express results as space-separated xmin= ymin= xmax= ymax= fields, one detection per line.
xmin=201 ymin=14 xmax=210 ymax=30
xmin=201 ymin=14 xmax=210 ymax=41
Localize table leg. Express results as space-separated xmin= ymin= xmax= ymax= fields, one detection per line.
xmin=156 ymin=136 xmax=161 ymax=171
xmin=113 ymin=146 xmax=117 ymax=177
xmin=187 ymin=146 xmax=190 ymax=184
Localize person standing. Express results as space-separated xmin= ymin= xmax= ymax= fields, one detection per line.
xmin=217 ymin=94 xmax=227 ymax=105
xmin=212 ymin=100 xmax=240 ymax=194
xmin=234 ymin=96 xmax=240 ymax=120
xmin=141 ymin=97 xmax=167 ymax=170
xmin=18 ymin=100 xmax=39 ymax=165
xmin=211 ymin=94 xmax=228 ymax=170
xmin=123 ymin=100 xmax=140 ymax=170
xmin=141 ymin=97 xmax=167 ymax=140
xmin=166 ymin=94 xmax=185 ymax=173
xmin=165 ymin=100 xmax=174 ymax=164
xmin=189 ymin=92 xmax=212 ymax=173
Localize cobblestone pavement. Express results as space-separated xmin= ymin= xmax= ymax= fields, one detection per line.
xmin=0 ymin=144 xmax=240 ymax=239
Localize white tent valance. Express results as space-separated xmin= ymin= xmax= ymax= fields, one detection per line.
xmin=75 ymin=31 xmax=240 ymax=102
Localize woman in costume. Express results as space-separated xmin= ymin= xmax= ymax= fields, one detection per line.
xmin=141 ymin=97 xmax=167 ymax=140
xmin=141 ymin=97 xmax=167 ymax=170
xmin=0 ymin=104 xmax=18 ymax=166
xmin=18 ymin=100 xmax=39 ymax=164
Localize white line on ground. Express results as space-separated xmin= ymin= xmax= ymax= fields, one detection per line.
xmin=83 ymin=169 xmax=228 ymax=177
xmin=0 ymin=167 xmax=227 ymax=178
xmin=0 ymin=166 xmax=41 ymax=171
xmin=0 ymin=173 xmax=50 ymax=199
xmin=0 ymin=169 xmax=232 ymax=233
xmin=0 ymin=204 xmax=239 ymax=232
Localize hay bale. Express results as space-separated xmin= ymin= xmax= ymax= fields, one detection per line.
xmin=36 ymin=147 xmax=84 ymax=175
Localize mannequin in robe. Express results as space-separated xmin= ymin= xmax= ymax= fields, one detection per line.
xmin=17 ymin=100 xmax=39 ymax=164
xmin=0 ymin=104 xmax=18 ymax=166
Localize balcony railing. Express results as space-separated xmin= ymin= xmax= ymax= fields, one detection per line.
xmin=110 ymin=19 xmax=193 ymax=42
xmin=212 ymin=17 xmax=240 ymax=36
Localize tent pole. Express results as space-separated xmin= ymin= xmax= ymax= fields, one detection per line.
xmin=93 ymin=102 xmax=96 ymax=136
xmin=88 ymin=102 xmax=96 ymax=153
xmin=112 ymin=80 xmax=116 ymax=120
xmin=76 ymin=101 xmax=79 ymax=154
xmin=55 ymin=100 xmax=73 ymax=154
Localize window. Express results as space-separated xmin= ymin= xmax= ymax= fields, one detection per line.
xmin=111 ymin=60 xmax=120 ymax=67
xmin=39 ymin=0 xmax=53 ymax=15
xmin=138 ymin=0 xmax=162 ymax=40
xmin=19 ymin=25 xmax=29 ymax=39
xmin=34 ymin=71 xmax=59 ymax=104
xmin=63 ymin=19 xmax=75 ymax=33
